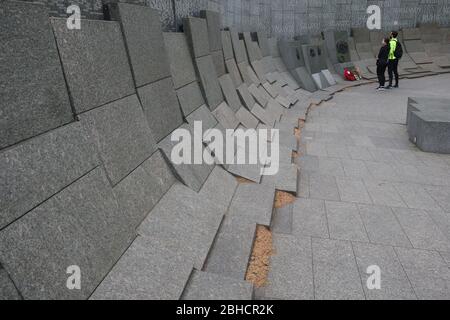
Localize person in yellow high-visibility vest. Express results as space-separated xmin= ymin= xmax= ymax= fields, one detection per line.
xmin=387 ymin=31 xmax=399 ymax=89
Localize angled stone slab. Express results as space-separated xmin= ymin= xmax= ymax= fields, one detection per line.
xmin=0 ymin=1 xmax=73 ymax=149
xmin=266 ymin=99 xmax=284 ymax=122
xmin=211 ymin=49 xmax=226 ymax=76
xmin=0 ymin=167 xmax=134 ymax=300
xmin=312 ymin=238 xmax=365 ymax=300
xmin=274 ymin=57 xmax=288 ymax=72
xmin=276 ymin=95 xmax=291 ymax=109
xmin=176 ymin=81 xmax=205 ymax=117
xmin=184 ymin=17 xmax=210 ymax=58
xmin=204 ymin=218 xmax=257 ymax=280
xmin=163 ymin=32 xmax=197 ymax=89
xmin=196 ymin=55 xmax=225 ymax=110
xmin=138 ymin=183 xmax=223 ymax=269
xmin=0 ymin=122 xmax=99 ymax=229
xmin=282 ymin=71 xmax=300 ymax=90
xmin=212 ymin=102 xmax=240 ymax=130
xmin=91 ymin=235 xmax=193 ymax=300
xmin=229 ymin=28 xmax=246 ymax=63
xmin=265 ymin=235 xmax=313 ymax=300
xmin=200 ymin=10 xmax=222 ymax=52
xmin=51 ymin=18 xmax=134 ymax=114
xmin=321 ymin=69 xmax=337 ymax=85
xmin=243 ymin=32 xmax=260 ymax=62
xmin=222 ymin=31 xmax=234 ymax=60
xmin=251 ymin=60 xmax=267 ymax=82
xmin=238 ymin=61 xmax=254 ymax=85
xmin=293 ymin=67 xmax=318 ymax=92
xmin=219 ymin=74 xmax=244 ymax=112
xmin=138 ymin=77 xmax=184 ymax=142
xmin=0 ymin=265 xmax=21 ymax=300
xmin=225 ymin=59 xmax=244 ymax=88
xmin=248 ymin=84 xmax=269 ymax=107
xmin=237 ymin=84 xmax=256 ymax=110
xmin=262 ymin=164 xmax=297 ymax=194
xmin=108 ymin=3 xmax=171 ymax=87
xmin=182 ymin=270 xmax=253 ymax=300
xmin=227 ymin=183 xmax=275 ymax=227
xmin=113 ymin=150 xmax=176 ymax=230
xmin=80 ymin=95 xmax=157 ymax=186
xmin=271 ymin=203 xmax=293 ymax=235
xmin=256 ymin=32 xmax=270 ymax=57
xmin=227 ymin=162 xmax=262 ymax=184
xmin=199 ymin=166 xmax=238 ymax=213
xmin=263 ymin=82 xmax=278 ymax=99
xmin=186 ymin=104 xmax=218 ymax=131
xmin=302 ymin=45 xmax=327 ymax=74
xmin=236 ymin=107 xmax=260 ymax=129
xmin=251 ymin=103 xmax=276 ymax=127
xmin=158 ymin=123 xmax=214 ymax=192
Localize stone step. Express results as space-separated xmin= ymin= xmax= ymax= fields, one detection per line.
xmin=271 ymin=204 xmax=293 ymax=235
xmin=91 ymin=235 xmax=194 ymax=300
xmin=137 ymin=183 xmax=224 ymax=270
xmin=204 ymin=218 xmax=257 ymax=280
xmin=181 ymin=270 xmax=253 ymax=300
xmin=261 ymin=164 xmax=298 ymax=194
xmin=226 ymin=183 xmax=276 ymax=227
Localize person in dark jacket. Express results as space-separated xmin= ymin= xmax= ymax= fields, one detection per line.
xmin=376 ymin=38 xmax=390 ymax=91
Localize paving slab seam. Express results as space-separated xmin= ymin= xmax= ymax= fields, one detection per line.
xmin=0 ymin=164 xmax=100 ymax=233
xmin=87 ymin=233 xmax=139 ymax=300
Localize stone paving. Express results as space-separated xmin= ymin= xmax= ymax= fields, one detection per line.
xmin=265 ymin=74 xmax=450 ymax=300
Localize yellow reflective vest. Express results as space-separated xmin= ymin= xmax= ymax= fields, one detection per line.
xmin=389 ymin=38 xmax=398 ymax=60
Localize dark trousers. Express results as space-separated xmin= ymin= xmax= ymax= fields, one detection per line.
xmin=388 ymin=59 xmax=399 ymax=86
xmin=377 ymin=63 xmax=388 ymax=87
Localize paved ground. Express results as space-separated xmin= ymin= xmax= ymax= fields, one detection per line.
xmin=268 ymin=74 xmax=450 ymax=300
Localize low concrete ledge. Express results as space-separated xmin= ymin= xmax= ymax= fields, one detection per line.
xmin=407 ymin=97 xmax=450 ymax=154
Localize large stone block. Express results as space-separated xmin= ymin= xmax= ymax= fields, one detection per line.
xmin=164 ymin=32 xmax=197 ymax=89
xmin=196 ymin=55 xmax=225 ymax=110
xmin=184 ymin=17 xmax=210 ymax=58
xmin=211 ymin=49 xmax=226 ymax=76
xmin=407 ymin=97 xmax=450 ymax=154
xmin=212 ymin=102 xmax=240 ymax=130
xmin=107 ymin=3 xmax=171 ymax=87
xmin=80 ymin=95 xmax=156 ymax=186
xmin=0 ymin=122 xmax=99 ymax=230
xmin=225 ymin=59 xmax=244 ymax=88
xmin=302 ymin=44 xmax=328 ymax=74
xmin=219 ymin=74 xmax=244 ymax=112
xmin=138 ymin=184 xmax=224 ymax=269
xmin=200 ymin=10 xmax=222 ymax=52
xmin=176 ymin=81 xmax=205 ymax=117
xmin=158 ymin=123 xmax=214 ymax=192
xmin=222 ymin=31 xmax=234 ymax=61
xmin=229 ymin=28 xmax=246 ymax=63
xmin=51 ymin=18 xmax=135 ymax=114
xmin=137 ymin=77 xmax=184 ymax=142
xmin=0 ymin=167 xmax=134 ymax=300
xmin=256 ymin=32 xmax=271 ymax=57
xmin=0 ymin=1 xmax=73 ymax=149
xmin=113 ymin=150 xmax=176 ymax=230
